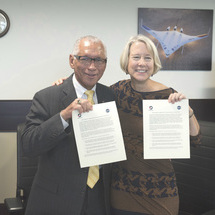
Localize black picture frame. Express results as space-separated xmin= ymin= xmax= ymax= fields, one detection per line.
xmin=138 ymin=8 xmax=213 ymax=71
xmin=0 ymin=9 xmax=10 ymax=37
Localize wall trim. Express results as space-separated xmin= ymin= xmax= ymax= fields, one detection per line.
xmin=0 ymin=100 xmax=32 ymax=132
xmin=0 ymin=99 xmax=214 ymax=132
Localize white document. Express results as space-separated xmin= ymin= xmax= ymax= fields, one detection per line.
xmin=143 ymin=99 xmax=190 ymax=159
xmin=72 ymin=101 xmax=126 ymax=168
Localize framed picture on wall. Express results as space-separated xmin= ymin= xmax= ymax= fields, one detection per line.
xmin=138 ymin=8 xmax=213 ymax=71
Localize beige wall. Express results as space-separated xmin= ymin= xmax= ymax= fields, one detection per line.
xmin=0 ymin=133 xmax=17 ymax=202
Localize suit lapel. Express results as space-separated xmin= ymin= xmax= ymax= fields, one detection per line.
xmin=96 ymin=84 xmax=107 ymax=104
xmin=60 ymin=77 xmax=109 ymax=107
xmin=60 ymin=74 xmax=77 ymax=110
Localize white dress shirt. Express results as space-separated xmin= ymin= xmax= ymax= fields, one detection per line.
xmin=60 ymin=75 xmax=97 ymax=129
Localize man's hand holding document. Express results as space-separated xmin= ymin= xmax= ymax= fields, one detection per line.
xmin=143 ymin=99 xmax=190 ymax=159
xmin=72 ymin=101 xmax=126 ymax=168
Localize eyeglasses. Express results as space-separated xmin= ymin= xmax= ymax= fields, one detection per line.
xmin=74 ymin=55 xmax=107 ymax=67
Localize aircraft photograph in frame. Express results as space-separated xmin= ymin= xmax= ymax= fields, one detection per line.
xmin=138 ymin=8 xmax=213 ymax=71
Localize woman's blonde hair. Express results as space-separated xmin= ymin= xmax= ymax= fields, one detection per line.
xmin=120 ymin=35 xmax=162 ymax=75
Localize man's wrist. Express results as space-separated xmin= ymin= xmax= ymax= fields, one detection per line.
xmin=60 ymin=112 xmax=69 ymax=129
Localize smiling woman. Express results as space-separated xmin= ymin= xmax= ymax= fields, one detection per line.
xmin=109 ymin=35 xmax=201 ymax=215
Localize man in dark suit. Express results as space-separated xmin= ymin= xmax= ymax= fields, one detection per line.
xmin=21 ymin=35 xmax=115 ymax=215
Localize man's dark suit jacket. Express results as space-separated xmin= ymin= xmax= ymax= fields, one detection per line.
xmin=21 ymin=74 xmax=115 ymax=215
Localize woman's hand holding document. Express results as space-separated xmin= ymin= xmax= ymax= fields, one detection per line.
xmin=143 ymin=99 xmax=190 ymax=159
xmin=72 ymin=101 xmax=126 ymax=168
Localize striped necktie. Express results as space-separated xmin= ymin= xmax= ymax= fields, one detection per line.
xmin=84 ymin=90 xmax=99 ymax=189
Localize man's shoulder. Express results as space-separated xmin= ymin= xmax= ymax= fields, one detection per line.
xmin=96 ymin=82 xmax=109 ymax=89
xmin=96 ymin=82 xmax=115 ymax=102
xmin=35 ymin=84 xmax=61 ymax=97
xmin=96 ymin=83 xmax=114 ymax=94
xmin=35 ymin=75 xmax=73 ymax=97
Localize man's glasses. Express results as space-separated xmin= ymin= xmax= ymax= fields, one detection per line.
xmin=74 ymin=55 xmax=107 ymax=67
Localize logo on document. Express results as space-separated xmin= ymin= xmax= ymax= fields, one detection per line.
xmin=149 ymin=106 xmax=153 ymax=111
xmin=177 ymin=106 xmax=181 ymax=110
